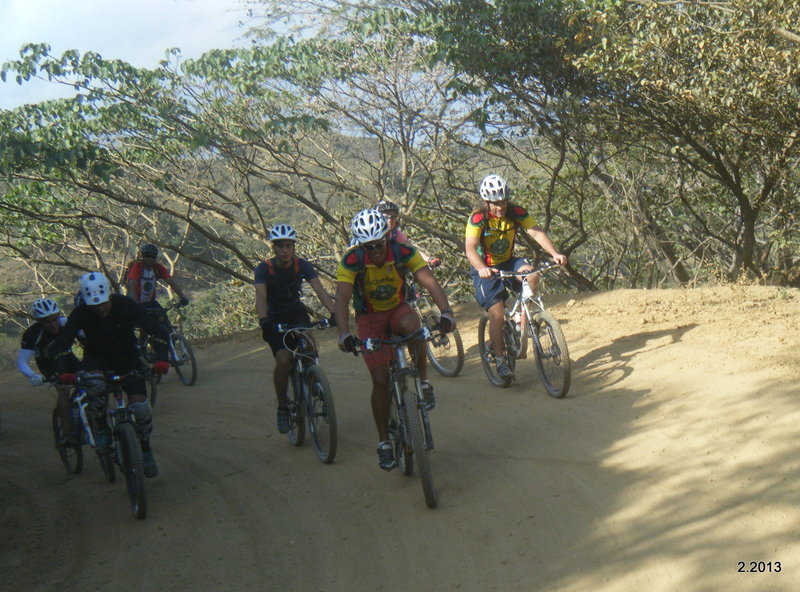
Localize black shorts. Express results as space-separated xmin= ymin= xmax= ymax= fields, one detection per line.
xmin=264 ymin=309 xmax=312 ymax=356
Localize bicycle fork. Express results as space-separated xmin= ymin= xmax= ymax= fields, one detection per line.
xmin=394 ymin=348 xmax=435 ymax=451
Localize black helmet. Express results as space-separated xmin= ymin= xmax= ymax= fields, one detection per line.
xmin=140 ymin=243 xmax=158 ymax=257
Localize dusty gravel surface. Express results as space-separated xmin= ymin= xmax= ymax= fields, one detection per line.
xmin=2 ymin=284 xmax=799 ymax=592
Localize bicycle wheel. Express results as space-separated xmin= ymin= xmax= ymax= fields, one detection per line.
xmin=116 ymin=422 xmax=147 ymax=519
xmin=171 ymin=332 xmax=198 ymax=386
xmin=389 ymin=374 xmax=413 ymax=476
xmin=477 ymin=314 xmax=513 ymax=388
xmin=422 ymin=311 xmax=465 ymax=377
xmin=286 ymin=373 xmax=306 ymax=446
xmin=402 ymin=387 xmax=438 ymax=508
xmin=530 ymin=310 xmax=571 ymax=398
xmin=304 ymin=365 xmax=337 ymax=464
xmin=52 ymin=408 xmax=83 ymax=474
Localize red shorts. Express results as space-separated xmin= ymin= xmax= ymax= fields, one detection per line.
xmin=356 ymin=303 xmax=415 ymax=372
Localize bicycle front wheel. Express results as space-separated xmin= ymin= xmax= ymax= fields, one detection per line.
xmin=423 ymin=312 xmax=465 ymax=377
xmin=390 ymin=378 xmax=413 ymax=477
xmin=530 ymin=310 xmax=571 ymax=398
xmin=171 ymin=332 xmax=198 ymax=386
xmin=305 ymin=365 xmax=337 ymax=464
xmin=116 ymin=422 xmax=147 ymax=520
xmin=478 ymin=314 xmax=513 ymax=388
xmin=286 ymin=373 xmax=306 ymax=446
xmin=52 ymin=408 xmax=83 ymax=474
xmin=402 ymin=387 xmax=438 ymax=509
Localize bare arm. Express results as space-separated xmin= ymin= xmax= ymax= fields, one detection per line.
xmin=165 ymin=277 xmax=188 ymax=300
xmin=413 ymin=267 xmax=451 ymax=314
xmin=465 ymin=235 xmax=493 ymax=278
xmin=334 ymin=282 xmax=354 ymax=338
xmin=308 ymin=277 xmax=336 ymax=315
xmin=255 ymin=283 xmax=268 ymax=319
xmin=526 ymin=227 xmax=567 ymax=265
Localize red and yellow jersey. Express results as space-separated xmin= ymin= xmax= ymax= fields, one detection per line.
xmin=336 ymin=242 xmax=427 ymax=313
xmin=464 ymin=204 xmax=536 ymax=265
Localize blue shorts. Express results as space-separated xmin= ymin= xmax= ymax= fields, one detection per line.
xmin=470 ymin=257 xmax=530 ymax=310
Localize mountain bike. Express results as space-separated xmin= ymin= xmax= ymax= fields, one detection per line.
xmin=478 ymin=261 xmax=571 ymax=397
xmin=105 ymin=371 xmax=149 ymax=519
xmin=55 ymin=371 xmax=149 ymax=519
xmin=359 ymin=326 xmax=439 ymax=509
xmin=141 ymin=300 xmax=197 ymax=388
xmin=50 ymin=372 xmax=113 ymax=480
xmin=406 ymin=277 xmax=464 ymax=377
xmin=276 ymin=319 xmax=338 ymax=464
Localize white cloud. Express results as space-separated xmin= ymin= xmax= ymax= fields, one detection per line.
xmin=0 ymin=0 xmax=250 ymax=108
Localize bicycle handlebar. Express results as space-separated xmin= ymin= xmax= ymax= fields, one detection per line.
xmin=162 ymin=300 xmax=189 ymax=313
xmin=53 ymin=369 xmax=146 ymax=388
xmin=357 ymin=326 xmax=433 ymax=353
xmin=493 ymin=260 xmax=559 ymax=280
xmin=276 ymin=318 xmax=333 ymax=333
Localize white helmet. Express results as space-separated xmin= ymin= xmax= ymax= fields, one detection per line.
xmin=79 ymin=271 xmax=112 ymax=305
xmin=479 ymin=174 xmax=509 ymax=201
xmin=30 ymin=298 xmax=60 ymax=319
xmin=350 ymin=208 xmax=389 ymax=244
xmin=268 ymin=224 xmax=297 ymax=242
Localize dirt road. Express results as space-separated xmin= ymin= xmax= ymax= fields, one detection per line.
xmin=2 ymin=285 xmax=799 ymax=592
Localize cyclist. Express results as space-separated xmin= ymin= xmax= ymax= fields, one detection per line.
xmin=17 ymin=298 xmax=82 ymax=443
xmin=125 ymin=243 xmax=190 ymax=331
xmin=52 ymin=272 xmax=171 ymax=478
xmin=335 ymin=208 xmax=456 ymax=471
xmin=375 ymin=200 xmax=441 ymax=268
xmin=254 ymin=224 xmax=337 ymax=435
xmin=465 ymin=174 xmax=567 ymax=381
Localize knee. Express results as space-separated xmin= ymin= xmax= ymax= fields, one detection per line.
xmin=370 ymin=367 xmax=391 ymax=391
xmin=129 ymin=401 xmax=153 ymax=435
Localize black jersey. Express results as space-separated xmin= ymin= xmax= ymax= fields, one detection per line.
xmin=52 ymin=294 xmax=169 ymax=371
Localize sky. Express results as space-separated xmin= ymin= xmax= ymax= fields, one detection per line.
xmin=0 ymin=0 xmax=253 ymax=109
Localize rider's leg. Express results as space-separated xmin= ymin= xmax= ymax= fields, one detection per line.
xmin=396 ymin=308 xmax=424 ymax=379
xmin=487 ymin=300 xmax=506 ymax=357
xmin=55 ymin=385 xmax=73 ymax=435
xmin=127 ymin=384 xmax=158 ymax=477
xmin=369 ymin=364 xmax=392 ymax=442
xmin=273 ymin=350 xmax=293 ymax=408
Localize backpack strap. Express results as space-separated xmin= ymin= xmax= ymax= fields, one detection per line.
xmin=264 ymin=256 xmax=301 ymax=276
xmin=477 ymin=204 xmax=523 ymax=263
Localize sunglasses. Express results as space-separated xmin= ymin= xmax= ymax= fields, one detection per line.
xmin=363 ymin=238 xmax=386 ymax=251
xmin=273 ymin=241 xmax=295 ymax=249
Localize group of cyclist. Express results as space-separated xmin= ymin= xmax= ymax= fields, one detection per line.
xmin=18 ymin=244 xmax=190 ymax=479
xmin=19 ymin=174 xmax=565 ymax=476
xmin=256 ymin=174 xmax=566 ymax=471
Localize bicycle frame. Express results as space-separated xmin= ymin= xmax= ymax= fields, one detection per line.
xmin=361 ymin=326 xmax=439 ymax=508
xmin=362 ymin=326 xmax=436 ymax=451
xmin=66 ymin=372 xmax=113 ymax=449
xmin=497 ymin=262 xmax=558 ymax=353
